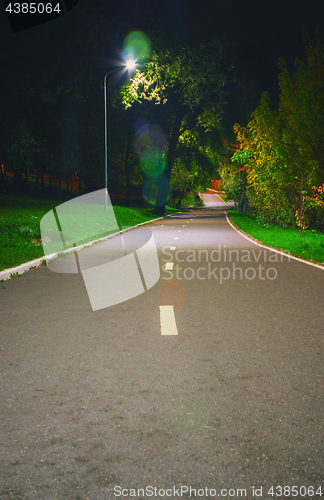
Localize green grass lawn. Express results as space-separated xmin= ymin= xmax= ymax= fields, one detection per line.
xmin=227 ymin=209 xmax=324 ymax=264
xmin=0 ymin=193 xmax=180 ymax=272
xmin=3 ymin=194 xmax=323 ymax=272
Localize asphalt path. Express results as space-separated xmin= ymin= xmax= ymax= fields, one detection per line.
xmin=199 ymin=192 xmax=235 ymax=209
xmin=1 ymin=200 xmax=324 ymax=500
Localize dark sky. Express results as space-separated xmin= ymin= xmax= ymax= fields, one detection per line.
xmin=1 ymin=0 xmax=324 ymax=126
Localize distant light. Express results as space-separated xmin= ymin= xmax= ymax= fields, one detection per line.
xmin=125 ymin=59 xmax=136 ymax=71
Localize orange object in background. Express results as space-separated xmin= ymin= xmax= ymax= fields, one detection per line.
xmin=0 ymin=165 xmax=81 ymax=191
xmin=2 ymin=164 xmax=13 ymax=176
xmin=210 ymin=179 xmax=223 ymax=191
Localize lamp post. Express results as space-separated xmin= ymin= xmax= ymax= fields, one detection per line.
xmin=104 ymin=60 xmax=136 ymax=211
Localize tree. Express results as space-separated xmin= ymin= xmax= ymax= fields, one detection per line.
xmin=0 ymin=1 xmax=128 ymax=198
xmin=232 ymin=94 xmax=289 ymax=220
xmin=227 ymin=26 xmax=324 ymax=232
xmin=167 ymin=122 xmax=221 ymax=207
xmin=120 ymin=37 xmax=234 ymax=214
xmin=276 ymin=26 xmax=324 ymax=232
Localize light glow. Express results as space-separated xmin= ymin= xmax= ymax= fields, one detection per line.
xmin=125 ymin=59 xmax=136 ymax=71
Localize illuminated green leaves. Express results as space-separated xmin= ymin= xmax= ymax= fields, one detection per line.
xmin=120 ymin=40 xmax=232 ymax=122
xmin=228 ymin=29 xmax=324 ymax=231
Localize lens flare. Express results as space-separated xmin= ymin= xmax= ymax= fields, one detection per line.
xmin=123 ymin=31 xmax=151 ymax=64
xmin=140 ymin=147 xmax=167 ymax=178
xmin=134 ymin=122 xmax=168 ymax=178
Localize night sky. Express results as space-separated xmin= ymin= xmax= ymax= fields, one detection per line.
xmin=1 ymin=0 xmax=324 ymax=128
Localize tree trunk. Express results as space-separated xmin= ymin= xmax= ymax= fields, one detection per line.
xmin=155 ymin=108 xmax=185 ymax=215
xmin=176 ymin=188 xmax=186 ymax=209
xmin=78 ymin=174 xmax=82 ymax=196
xmin=65 ymin=175 xmax=70 ymax=196
xmin=23 ymin=165 xmax=28 ymax=193
xmin=57 ymin=173 xmax=62 ymax=199
xmin=13 ymin=167 xmax=22 ymax=193
xmin=49 ymin=167 xmax=52 ymax=195
xmin=124 ymin=121 xmax=132 ymax=207
xmin=41 ymin=170 xmax=44 ymax=195
xmin=0 ymin=164 xmax=6 ymax=192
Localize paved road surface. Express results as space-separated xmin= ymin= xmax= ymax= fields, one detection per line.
xmin=1 ymin=208 xmax=323 ymax=499
xmin=199 ymin=192 xmax=235 ymax=208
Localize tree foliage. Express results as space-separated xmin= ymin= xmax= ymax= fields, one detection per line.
xmin=222 ymin=27 xmax=324 ymax=232
xmin=120 ymin=37 xmax=234 ymax=213
xmin=0 ymin=2 xmax=131 ymax=198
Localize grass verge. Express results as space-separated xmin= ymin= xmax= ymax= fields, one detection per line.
xmin=227 ymin=209 xmax=324 ymax=264
xmin=0 ymin=193 xmax=180 ymax=272
xmin=215 ymin=192 xmax=229 ymax=203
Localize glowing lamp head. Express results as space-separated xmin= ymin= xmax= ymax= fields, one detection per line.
xmin=125 ymin=59 xmax=136 ymax=71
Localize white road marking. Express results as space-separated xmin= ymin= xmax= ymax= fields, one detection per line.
xmin=165 ymin=262 xmax=174 ymax=270
xmin=170 ymin=246 xmax=176 ymax=250
xmin=178 ymin=230 xmax=182 ymax=232
xmin=225 ymin=213 xmax=324 ymax=270
xmin=159 ymin=306 xmax=178 ymax=336
xmin=174 ymin=237 xmax=179 ymax=240
xmin=182 ymin=225 xmax=186 ymax=227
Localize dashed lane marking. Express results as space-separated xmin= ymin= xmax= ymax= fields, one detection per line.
xmin=159 ymin=306 xmax=178 ymax=336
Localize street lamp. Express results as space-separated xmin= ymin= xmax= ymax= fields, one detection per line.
xmin=104 ymin=59 xmax=136 ymax=211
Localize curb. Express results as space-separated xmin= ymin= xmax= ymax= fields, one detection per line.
xmin=0 ymin=212 xmax=178 ymax=281
xmin=225 ymin=213 xmax=324 ymax=271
